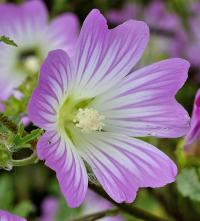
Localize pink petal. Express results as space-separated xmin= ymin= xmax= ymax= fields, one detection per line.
xmin=79 ymin=132 xmax=177 ymax=203
xmin=185 ymin=89 xmax=200 ymax=146
xmin=28 ymin=50 xmax=73 ymax=130
xmin=39 ymin=197 xmax=58 ymax=221
xmin=0 ymin=77 xmax=15 ymax=101
xmin=37 ymin=131 xmax=88 ymax=207
xmin=73 ymin=9 xmax=149 ymax=97
xmin=84 ymin=190 xmax=124 ymax=221
xmin=0 ymin=0 xmax=47 ymax=41
xmin=0 ymin=210 xmax=26 ymax=221
xmin=92 ymin=58 xmax=190 ymax=138
xmin=47 ymin=13 xmax=79 ymax=55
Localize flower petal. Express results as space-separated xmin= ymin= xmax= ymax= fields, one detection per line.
xmin=92 ymin=58 xmax=190 ymax=138
xmin=0 ymin=76 xmax=15 ymax=100
xmin=73 ymin=9 xmax=149 ymax=97
xmin=0 ymin=0 xmax=47 ymax=43
xmin=0 ymin=0 xmax=49 ymax=97
xmin=185 ymin=89 xmax=200 ymax=145
xmin=78 ymin=132 xmax=177 ymax=203
xmin=28 ymin=50 xmax=73 ymax=130
xmin=37 ymin=131 xmax=88 ymax=207
xmin=0 ymin=210 xmax=26 ymax=221
xmin=47 ymin=13 xmax=79 ymax=55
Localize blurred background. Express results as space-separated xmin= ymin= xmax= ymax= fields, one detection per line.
xmin=1 ymin=0 xmax=200 ymax=220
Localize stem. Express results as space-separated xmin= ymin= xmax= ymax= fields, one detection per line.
xmin=11 ymin=151 xmax=38 ymax=167
xmin=89 ymin=183 xmax=170 ymax=221
xmin=0 ymin=113 xmax=18 ymax=133
xmin=72 ymin=208 xmax=119 ymax=221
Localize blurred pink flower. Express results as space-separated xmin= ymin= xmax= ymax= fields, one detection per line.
xmin=144 ymin=0 xmax=180 ymax=31
xmin=0 ymin=0 xmax=79 ymax=103
xmin=144 ymin=0 xmax=187 ymax=57
xmin=107 ymin=3 xmax=140 ymax=24
xmin=38 ymin=197 xmax=58 ymax=221
xmin=83 ymin=190 xmax=123 ymax=221
xmin=0 ymin=210 xmax=26 ymax=221
xmin=185 ymin=3 xmax=200 ymax=67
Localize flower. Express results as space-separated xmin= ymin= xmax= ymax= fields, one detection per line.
xmin=0 ymin=0 xmax=79 ymax=102
xmin=83 ymin=190 xmax=124 ymax=221
xmin=144 ymin=0 xmax=187 ymax=57
xmin=107 ymin=3 xmax=140 ymax=25
xmin=185 ymin=90 xmax=200 ymax=154
xmin=39 ymin=197 xmax=58 ymax=221
xmin=28 ymin=9 xmax=190 ymax=208
xmin=0 ymin=210 xmax=26 ymax=221
xmin=185 ymin=3 xmax=200 ymax=68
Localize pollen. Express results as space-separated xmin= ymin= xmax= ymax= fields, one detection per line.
xmin=24 ymin=56 xmax=40 ymax=73
xmin=73 ymin=108 xmax=105 ymax=133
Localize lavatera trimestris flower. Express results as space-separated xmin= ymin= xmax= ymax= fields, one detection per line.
xmin=28 ymin=9 xmax=190 ymax=207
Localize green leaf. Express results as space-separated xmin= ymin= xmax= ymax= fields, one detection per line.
xmin=0 ymin=174 xmax=14 ymax=210
xmin=20 ymin=129 xmax=43 ymax=144
xmin=12 ymin=129 xmax=43 ymax=150
xmin=0 ymin=36 xmax=17 ymax=47
xmin=177 ymin=168 xmax=200 ymax=201
xmin=175 ymin=139 xmax=186 ymax=169
xmin=13 ymin=200 xmax=34 ymax=218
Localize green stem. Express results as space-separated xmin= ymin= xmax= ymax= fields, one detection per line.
xmin=11 ymin=151 xmax=38 ymax=167
xmin=0 ymin=113 xmax=18 ymax=133
xmin=89 ymin=183 xmax=170 ymax=221
xmin=72 ymin=208 xmax=119 ymax=221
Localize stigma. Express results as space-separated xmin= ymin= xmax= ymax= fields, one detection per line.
xmin=73 ymin=108 xmax=105 ymax=133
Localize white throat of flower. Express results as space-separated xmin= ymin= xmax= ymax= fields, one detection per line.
xmin=24 ymin=56 xmax=40 ymax=73
xmin=73 ymin=108 xmax=105 ymax=133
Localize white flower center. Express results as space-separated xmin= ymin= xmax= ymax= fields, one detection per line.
xmin=24 ymin=56 xmax=40 ymax=73
xmin=73 ymin=108 xmax=105 ymax=133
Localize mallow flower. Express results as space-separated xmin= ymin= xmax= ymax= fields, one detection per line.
xmin=185 ymin=90 xmax=200 ymax=154
xmin=185 ymin=3 xmax=200 ymax=68
xmin=0 ymin=0 xmax=79 ymax=102
xmin=144 ymin=0 xmax=187 ymax=57
xmin=0 ymin=210 xmax=26 ymax=221
xmin=39 ymin=197 xmax=58 ymax=221
xmin=83 ymin=190 xmax=124 ymax=221
xmin=106 ymin=3 xmax=140 ymax=25
xmin=28 ymin=9 xmax=190 ymax=207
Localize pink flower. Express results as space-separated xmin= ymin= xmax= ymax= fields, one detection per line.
xmin=0 ymin=0 xmax=79 ymax=102
xmin=0 ymin=210 xmax=26 ymax=221
xmin=83 ymin=190 xmax=123 ymax=221
xmin=185 ymin=90 xmax=200 ymax=154
xmin=144 ymin=0 xmax=187 ymax=57
xmin=185 ymin=4 xmax=200 ymax=68
xmin=39 ymin=197 xmax=58 ymax=221
xmin=107 ymin=3 xmax=140 ymax=24
xmin=28 ymin=9 xmax=190 ymax=208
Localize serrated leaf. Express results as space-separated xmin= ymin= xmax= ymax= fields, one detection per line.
xmin=0 ymin=36 xmax=17 ymax=47
xmin=177 ymin=168 xmax=200 ymax=201
xmin=20 ymin=129 xmax=42 ymax=144
xmin=12 ymin=129 xmax=42 ymax=149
